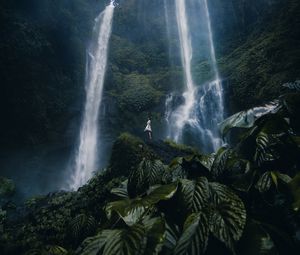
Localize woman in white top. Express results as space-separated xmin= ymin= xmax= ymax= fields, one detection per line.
xmin=144 ymin=117 xmax=152 ymax=140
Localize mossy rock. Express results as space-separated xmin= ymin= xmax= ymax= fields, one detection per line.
xmin=108 ymin=133 xmax=156 ymax=177
xmin=0 ymin=177 xmax=15 ymax=198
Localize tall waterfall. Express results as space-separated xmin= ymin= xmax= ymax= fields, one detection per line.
xmin=69 ymin=0 xmax=115 ymax=190
xmin=166 ymin=0 xmax=225 ymax=152
xmin=168 ymin=0 xmax=197 ymax=142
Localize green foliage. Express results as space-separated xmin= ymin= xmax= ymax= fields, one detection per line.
xmin=106 ymin=183 xmax=177 ymax=225
xmin=69 ymin=214 xmax=97 ymax=241
xmin=219 ymin=101 xmax=279 ymax=135
xmin=109 ymin=133 xmax=155 ymax=178
xmin=118 ymin=75 xmax=162 ymax=113
xmin=80 ymin=216 xmax=167 ymax=255
xmin=174 ymin=212 xmax=209 ymax=255
xmin=0 ymin=177 xmax=15 ymax=198
xmin=128 ymin=159 xmax=166 ymax=197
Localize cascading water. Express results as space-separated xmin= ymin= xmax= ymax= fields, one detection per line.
xmin=195 ymin=0 xmax=225 ymax=151
xmin=167 ymin=0 xmax=197 ymax=142
xmin=166 ymin=0 xmax=225 ymax=153
xmin=68 ymin=0 xmax=115 ymax=190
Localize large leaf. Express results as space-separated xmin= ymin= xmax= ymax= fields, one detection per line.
xmin=254 ymin=132 xmax=280 ymax=166
xmin=208 ymin=182 xmax=247 ymax=251
xmin=211 ymin=147 xmax=232 ymax=179
xmin=106 ymin=183 xmax=178 ymax=225
xmin=111 ymin=180 xmax=129 ymax=198
xmin=177 ymin=178 xmax=246 ymax=252
xmin=80 ymin=224 xmax=145 ymax=255
xmin=128 ymin=159 xmax=166 ymax=197
xmin=164 ymin=222 xmax=181 ymax=251
xmin=174 ymin=212 xmax=209 ymax=255
xmin=69 ymin=214 xmax=97 ymax=240
xmin=167 ymin=157 xmax=187 ymax=181
xmin=255 ymin=171 xmax=292 ymax=193
xmin=177 ymin=178 xmax=209 ymax=213
xmin=78 ymin=230 xmax=111 ymax=255
xmin=220 ymin=101 xmax=279 ymax=135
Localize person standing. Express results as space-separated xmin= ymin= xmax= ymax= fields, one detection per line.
xmin=144 ymin=117 xmax=152 ymax=140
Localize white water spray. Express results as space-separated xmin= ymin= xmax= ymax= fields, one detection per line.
xmin=168 ymin=0 xmax=197 ymax=141
xmin=166 ymin=0 xmax=225 ymax=152
xmin=69 ymin=1 xmax=115 ymax=190
xmin=196 ymin=0 xmax=224 ymax=151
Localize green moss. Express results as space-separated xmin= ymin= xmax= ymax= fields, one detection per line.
xmin=108 ymin=133 xmax=156 ymax=178
xmin=164 ymin=139 xmax=199 ymax=155
xmin=0 ymin=177 xmax=15 ymax=198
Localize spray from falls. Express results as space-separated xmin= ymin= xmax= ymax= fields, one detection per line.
xmin=68 ymin=0 xmax=115 ymax=190
xmin=167 ymin=0 xmax=197 ymax=142
xmin=166 ymin=0 xmax=225 ymax=152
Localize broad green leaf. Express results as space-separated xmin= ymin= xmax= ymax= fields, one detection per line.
xmin=220 ymin=101 xmax=279 ymax=135
xmin=254 ymin=132 xmax=278 ymax=166
xmin=102 ymin=224 xmax=145 ymax=255
xmin=255 ymin=171 xmax=291 ymax=193
xmin=111 ymin=180 xmax=129 ymax=198
xmin=255 ymin=172 xmax=272 ymax=193
xmin=69 ymin=214 xmax=97 ymax=240
xmin=106 ymin=183 xmax=178 ymax=225
xmin=211 ymin=147 xmax=232 ymax=179
xmin=208 ymin=182 xmax=247 ymax=251
xmin=164 ymin=222 xmax=180 ymax=251
xmin=174 ymin=213 xmax=209 ymax=255
xmin=128 ymin=159 xmax=166 ymax=197
xmin=276 ymin=172 xmax=292 ymax=183
xmin=177 ymin=178 xmax=209 ymax=213
xmin=79 ymin=230 xmax=113 ymax=255
xmin=80 ymin=225 xmax=145 ymax=255
xmin=45 ymin=245 xmax=68 ymax=255
xmin=198 ymin=154 xmax=215 ymax=170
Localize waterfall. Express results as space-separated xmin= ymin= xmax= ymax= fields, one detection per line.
xmin=166 ymin=0 xmax=225 ymax=152
xmin=167 ymin=0 xmax=197 ymax=142
xmin=195 ymin=0 xmax=224 ymax=151
xmin=68 ymin=0 xmax=115 ymax=190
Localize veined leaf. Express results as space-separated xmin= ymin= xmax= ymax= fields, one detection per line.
xmin=174 ymin=213 xmax=209 ymax=255
xmin=255 ymin=171 xmax=292 ymax=193
xmin=254 ymin=132 xmax=279 ymax=166
xmin=80 ymin=225 xmax=145 ymax=255
xmin=164 ymin=222 xmax=180 ymax=251
xmin=128 ymin=159 xmax=166 ymax=197
xmin=106 ymin=183 xmax=178 ymax=225
xmin=69 ymin=214 xmax=97 ymax=240
xmin=111 ymin=180 xmax=129 ymax=198
xmin=177 ymin=178 xmax=209 ymax=213
xmin=208 ymin=182 xmax=247 ymax=249
xmin=211 ymin=147 xmax=232 ymax=179
xmin=45 ymin=245 xmax=68 ymax=255
xmin=220 ymin=101 xmax=279 ymax=135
